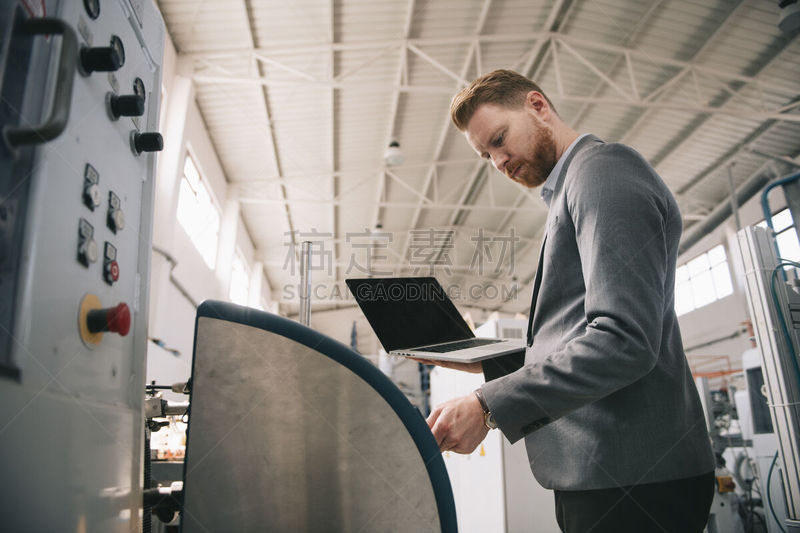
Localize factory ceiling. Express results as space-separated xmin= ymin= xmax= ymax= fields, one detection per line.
xmin=156 ymin=0 xmax=800 ymax=315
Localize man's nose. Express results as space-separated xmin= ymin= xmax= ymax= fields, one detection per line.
xmin=492 ymin=152 xmax=508 ymax=172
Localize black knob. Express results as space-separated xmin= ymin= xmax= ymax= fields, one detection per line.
xmin=110 ymin=94 xmax=144 ymax=118
xmin=133 ymin=132 xmax=163 ymax=153
xmin=81 ymin=35 xmax=125 ymax=73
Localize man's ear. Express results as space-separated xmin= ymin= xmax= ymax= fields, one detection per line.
xmin=525 ymin=91 xmax=547 ymax=112
xmin=526 ymin=91 xmax=552 ymax=121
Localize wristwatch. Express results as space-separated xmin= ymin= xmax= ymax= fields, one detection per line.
xmin=474 ymin=388 xmax=497 ymax=430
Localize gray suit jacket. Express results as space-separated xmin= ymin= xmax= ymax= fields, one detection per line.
xmin=481 ymin=135 xmax=714 ymax=491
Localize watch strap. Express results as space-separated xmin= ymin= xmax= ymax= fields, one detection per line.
xmin=474 ymin=388 xmax=489 ymax=413
xmin=474 ymin=388 xmax=497 ymax=429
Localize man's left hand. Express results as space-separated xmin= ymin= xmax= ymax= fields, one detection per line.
xmin=427 ymin=393 xmax=490 ymax=454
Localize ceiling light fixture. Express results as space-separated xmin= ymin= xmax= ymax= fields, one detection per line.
xmin=384 ymin=140 xmax=404 ymax=166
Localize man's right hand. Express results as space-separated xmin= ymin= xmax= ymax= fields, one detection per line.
xmin=409 ymin=358 xmax=483 ymax=373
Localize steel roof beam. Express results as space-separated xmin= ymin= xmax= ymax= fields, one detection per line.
xmin=391 ymin=0 xmax=494 ymax=275
xmin=187 ymin=31 xmax=795 ymax=96
xmin=329 ymin=0 xmax=339 ymax=283
xmin=424 ymin=0 xmax=576 ymax=283
xmin=618 ymin=0 xmax=751 ymax=146
xmin=188 ymin=74 xmax=800 ymax=122
xmin=570 ymin=0 xmax=668 ymax=128
xmin=372 ymin=0 xmax=416 ymax=239
xmin=233 ymin=196 xmax=546 ymax=213
xmin=241 ymin=0 xmax=290 ymax=308
xmin=645 ymin=33 xmax=799 ymax=179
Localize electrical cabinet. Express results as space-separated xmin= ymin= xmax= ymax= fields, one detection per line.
xmin=0 ymin=1 xmax=164 ymax=530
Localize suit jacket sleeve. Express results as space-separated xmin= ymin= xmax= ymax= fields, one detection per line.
xmin=481 ymin=350 xmax=525 ymax=382
xmin=481 ymin=144 xmax=676 ymax=444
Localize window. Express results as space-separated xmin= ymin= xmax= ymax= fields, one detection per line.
xmin=757 ymin=208 xmax=800 ymax=264
xmin=675 ymin=244 xmax=734 ymax=316
xmin=176 ymin=154 xmax=220 ymax=269
xmin=229 ymin=249 xmax=250 ymax=306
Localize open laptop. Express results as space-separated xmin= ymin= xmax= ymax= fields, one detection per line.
xmin=346 ymin=277 xmax=525 ymax=363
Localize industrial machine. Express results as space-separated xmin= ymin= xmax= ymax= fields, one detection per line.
xmin=0 ymin=0 xmax=164 ymax=530
xmin=182 ymin=301 xmax=458 ymax=532
xmin=736 ymin=348 xmax=790 ymax=533
xmin=740 ymin=224 xmax=800 ymax=532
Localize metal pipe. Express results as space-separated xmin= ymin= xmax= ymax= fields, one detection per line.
xmin=163 ymin=401 xmax=190 ymax=416
xmin=760 ymin=171 xmax=800 ymax=233
xmin=152 ymin=246 xmax=198 ymax=308
xmin=760 ymin=170 xmax=800 ymax=281
xmin=684 ymin=328 xmax=746 ymax=352
xmin=299 ymin=241 xmax=312 ymax=326
xmin=727 ymin=164 xmax=742 ymax=231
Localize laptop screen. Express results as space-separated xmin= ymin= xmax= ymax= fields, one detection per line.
xmin=346 ymin=277 xmax=475 ymax=352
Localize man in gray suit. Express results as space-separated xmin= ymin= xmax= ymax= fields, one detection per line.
xmin=421 ymin=70 xmax=715 ymax=532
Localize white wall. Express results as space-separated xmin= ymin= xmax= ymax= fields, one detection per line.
xmin=145 ymin=33 xmax=275 ymax=389
xmin=677 ymin=182 xmax=790 ymax=387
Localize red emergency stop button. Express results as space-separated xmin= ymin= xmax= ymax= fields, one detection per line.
xmin=87 ymin=303 xmax=131 ymax=336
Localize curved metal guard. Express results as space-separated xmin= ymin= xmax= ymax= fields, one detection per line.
xmin=181 ymin=301 xmax=457 ymax=532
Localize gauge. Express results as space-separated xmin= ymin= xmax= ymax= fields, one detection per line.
xmin=110 ymin=35 xmax=125 ymax=68
xmin=133 ymin=78 xmax=145 ymax=103
xmin=84 ymin=0 xmax=100 ymax=19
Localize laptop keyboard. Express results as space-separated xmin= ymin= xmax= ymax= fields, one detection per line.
xmin=420 ymin=338 xmax=503 ymax=353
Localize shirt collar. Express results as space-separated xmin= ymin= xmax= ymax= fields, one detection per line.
xmin=540 ymin=133 xmax=590 ymax=208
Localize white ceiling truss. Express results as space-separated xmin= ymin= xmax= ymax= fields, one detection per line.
xmin=189 ymin=33 xmax=799 ymax=122
xmin=157 ymin=0 xmax=800 ymax=316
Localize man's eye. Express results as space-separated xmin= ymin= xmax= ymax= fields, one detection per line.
xmin=492 ymin=134 xmax=504 ymax=147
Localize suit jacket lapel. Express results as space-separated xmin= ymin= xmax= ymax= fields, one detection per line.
xmin=525 ymin=135 xmax=603 ymax=347
xmin=526 ymin=235 xmax=546 ymax=347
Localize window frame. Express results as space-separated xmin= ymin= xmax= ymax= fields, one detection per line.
xmin=675 ymin=244 xmax=734 ymax=317
xmin=757 ymin=207 xmax=800 ymax=267
xmin=229 ymin=247 xmax=251 ymax=306
xmin=176 ymin=149 xmax=221 ymax=269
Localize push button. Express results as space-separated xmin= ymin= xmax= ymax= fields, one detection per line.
xmin=87 ymin=303 xmax=131 ymax=336
xmin=78 ymin=219 xmax=97 ymax=267
xmin=78 ymin=295 xmax=131 ymax=346
xmin=107 ymin=192 xmax=124 ymax=233
xmin=83 ymin=183 xmax=100 ymax=209
xmin=103 ymin=242 xmax=118 ymax=285
xmin=83 ymin=164 xmax=100 ymax=210
xmin=78 ymin=239 xmax=98 ymax=265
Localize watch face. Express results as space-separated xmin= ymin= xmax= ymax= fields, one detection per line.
xmin=484 ymin=411 xmax=497 ymax=430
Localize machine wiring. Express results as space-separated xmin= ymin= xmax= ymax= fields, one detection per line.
xmin=767 ymin=450 xmax=787 ymax=533
xmin=769 ymin=260 xmax=800 ymax=391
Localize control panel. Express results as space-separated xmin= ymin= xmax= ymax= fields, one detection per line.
xmin=0 ymin=0 xmax=164 ymax=530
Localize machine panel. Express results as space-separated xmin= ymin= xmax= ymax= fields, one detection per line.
xmin=0 ymin=0 xmax=164 ymax=530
